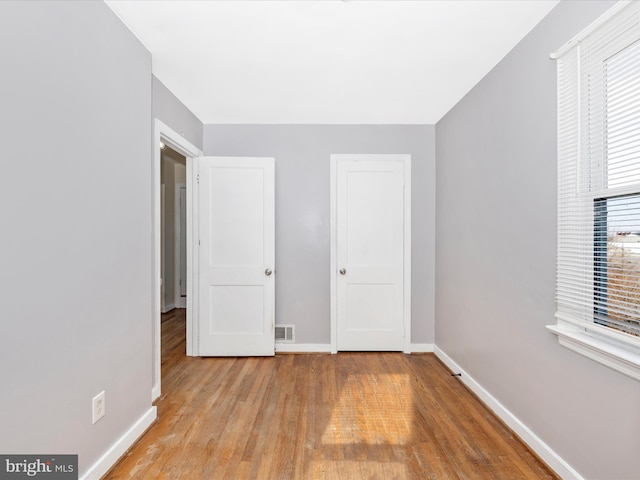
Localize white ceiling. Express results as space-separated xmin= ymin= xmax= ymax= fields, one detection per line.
xmin=106 ymin=0 xmax=559 ymax=125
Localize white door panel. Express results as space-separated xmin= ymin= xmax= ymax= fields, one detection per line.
xmin=208 ymin=168 xmax=265 ymax=266
xmin=197 ymin=157 xmax=275 ymax=356
xmin=346 ymin=283 xmax=395 ymax=330
xmin=179 ymin=186 xmax=187 ymax=299
xmin=346 ymin=171 xmax=399 ymax=266
xmin=207 ymin=285 xmax=264 ymax=334
xmin=336 ymin=158 xmax=406 ymax=351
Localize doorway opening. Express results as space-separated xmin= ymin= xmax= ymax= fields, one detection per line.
xmin=160 ymin=146 xmax=187 ymax=391
xmin=161 ymin=146 xmax=187 ymax=314
xmin=153 ymin=120 xmax=202 ymax=401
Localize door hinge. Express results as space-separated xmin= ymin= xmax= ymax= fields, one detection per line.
xmin=196 ymin=174 xmax=200 ymax=184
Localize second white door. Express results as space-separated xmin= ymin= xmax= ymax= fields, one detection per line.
xmin=335 ymin=155 xmax=408 ymax=351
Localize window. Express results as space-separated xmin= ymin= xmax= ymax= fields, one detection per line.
xmin=594 ymin=194 xmax=640 ymax=337
xmin=549 ymin=1 xmax=640 ymax=380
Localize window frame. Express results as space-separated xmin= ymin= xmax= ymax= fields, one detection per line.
xmin=548 ymin=1 xmax=640 ymax=381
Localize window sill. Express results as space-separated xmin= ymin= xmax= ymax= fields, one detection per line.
xmin=547 ymin=324 xmax=640 ymax=382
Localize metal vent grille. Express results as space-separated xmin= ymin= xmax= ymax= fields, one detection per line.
xmin=275 ymin=325 xmax=295 ymax=343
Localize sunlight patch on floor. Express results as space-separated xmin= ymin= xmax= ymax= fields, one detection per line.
xmin=312 ymin=460 xmax=409 ymax=479
xmin=320 ymin=373 xmax=413 ymax=445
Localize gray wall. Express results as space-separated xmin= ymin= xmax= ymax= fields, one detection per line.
xmin=435 ymin=1 xmax=640 ymax=478
xmin=153 ymin=76 xmax=203 ymax=151
xmin=0 ymin=1 xmax=153 ymax=475
xmin=204 ymin=125 xmax=435 ymax=345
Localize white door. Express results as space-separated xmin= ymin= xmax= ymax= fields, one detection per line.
xmin=160 ymin=185 xmax=166 ymax=311
xmin=197 ymin=157 xmax=275 ymax=356
xmin=178 ymin=186 xmax=187 ymax=301
xmin=336 ymin=156 xmax=407 ymax=351
xmin=174 ymin=185 xmax=187 ymax=308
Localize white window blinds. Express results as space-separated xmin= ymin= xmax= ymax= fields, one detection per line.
xmin=556 ymin=1 xmax=640 ymax=339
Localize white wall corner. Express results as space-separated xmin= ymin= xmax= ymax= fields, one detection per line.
xmin=79 ymin=406 xmax=157 ymax=480
xmin=151 ymin=384 xmax=161 ymax=403
xmin=433 ymin=346 xmax=584 ymax=480
xmin=409 ymin=343 xmax=435 ymax=353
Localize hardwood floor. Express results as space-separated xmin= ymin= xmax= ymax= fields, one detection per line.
xmin=104 ymin=311 xmax=558 ymax=479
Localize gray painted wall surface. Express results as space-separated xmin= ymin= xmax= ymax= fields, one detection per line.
xmin=435 ymin=1 xmax=640 ymax=478
xmin=0 ymin=1 xmax=153 ymax=475
xmin=153 ymin=76 xmax=203 ymax=150
xmin=204 ymin=125 xmax=435 ymax=344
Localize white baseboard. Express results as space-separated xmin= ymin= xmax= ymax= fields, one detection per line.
xmin=433 ymin=346 xmax=583 ymax=480
xmin=274 ymin=344 xmax=434 ymax=354
xmin=161 ymin=303 xmax=176 ymax=314
xmin=409 ymin=343 xmax=434 ymax=353
xmin=79 ymin=406 xmax=157 ymax=480
xmin=275 ymin=343 xmax=332 ymax=353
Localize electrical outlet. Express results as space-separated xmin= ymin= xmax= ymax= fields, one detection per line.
xmin=92 ymin=391 xmax=106 ymax=424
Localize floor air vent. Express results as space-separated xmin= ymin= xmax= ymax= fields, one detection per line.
xmin=275 ymin=325 xmax=295 ymax=343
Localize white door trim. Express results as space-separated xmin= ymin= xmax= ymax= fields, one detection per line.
xmin=152 ymin=120 xmax=202 ymax=402
xmin=330 ymin=154 xmax=411 ymax=354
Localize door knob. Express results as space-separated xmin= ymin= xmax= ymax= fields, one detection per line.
xmin=265 ymin=268 xmax=273 ymax=276
xmin=339 ymin=268 xmax=347 ymax=275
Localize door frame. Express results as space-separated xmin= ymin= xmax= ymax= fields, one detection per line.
xmin=329 ymin=154 xmax=412 ymax=354
xmin=152 ymin=119 xmax=202 ymax=402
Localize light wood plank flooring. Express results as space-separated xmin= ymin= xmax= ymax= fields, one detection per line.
xmin=104 ymin=310 xmax=558 ymax=479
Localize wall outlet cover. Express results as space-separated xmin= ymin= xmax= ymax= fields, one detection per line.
xmin=92 ymin=391 xmax=106 ymax=424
